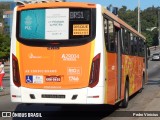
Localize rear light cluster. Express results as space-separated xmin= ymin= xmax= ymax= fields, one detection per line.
xmin=12 ymin=54 xmax=21 ymax=87
xmin=89 ymin=53 xmax=101 ymax=88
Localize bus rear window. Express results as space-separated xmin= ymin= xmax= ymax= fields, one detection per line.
xmin=19 ymin=8 xmax=94 ymax=41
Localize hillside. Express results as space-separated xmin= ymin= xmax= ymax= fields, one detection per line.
xmin=118 ymin=6 xmax=159 ymax=46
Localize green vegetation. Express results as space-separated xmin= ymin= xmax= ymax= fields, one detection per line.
xmin=0 ymin=3 xmax=11 ymax=59
xmin=118 ymin=6 xmax=159 ymax=47
xmin=0 ymin=34 xmax=10 ymax=59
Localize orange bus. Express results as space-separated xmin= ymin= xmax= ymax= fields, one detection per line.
xmin=10 ymin=1 xmax=148 ymax=108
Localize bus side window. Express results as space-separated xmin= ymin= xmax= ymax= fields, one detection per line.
xmin=134 ymin=36 xmax=138 ymax=55
xmin=137 ymin=37 xmax=140 ymax=56
xmin=142 ymin=40 xmax=145 ymax=57
xmin=121 ymin=28 xmax=124 ymax=53
xmin=139 ymin=38 xmax=142 ymax=56
xmin=124 ymin=29 xmax=129 ymax=54
xmin=137 ymin=37 xmax=143 ymax=56
xmin=139 ymin=39 xmax=142 ymax=56
xmin=108 ymin=20 xmax=115 ymax=52
xmin=127 ymin=31 xmax=131 ymax=54
xmin=104 ymin=18 xmax=108 ymax=50
xmin=114 ymin=27 xmax=119 ymax=52
xmin=130 ymin=33 xmax=134 ymax=55
xmin=122 ymin=28 xmax=128 ymax=54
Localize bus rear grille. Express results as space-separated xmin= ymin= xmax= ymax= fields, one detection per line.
xmin=42 ymin=94 xmax=65 ymax=99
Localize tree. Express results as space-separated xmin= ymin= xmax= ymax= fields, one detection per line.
xmin=0 ymin=34 xmax=10 ymax=59
xmin=118 ymin=6 xmax=159 ymax=47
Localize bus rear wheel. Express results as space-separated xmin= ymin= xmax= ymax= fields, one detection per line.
xmin=139 ymin=75 xmax=145 ymax=93
xmin=121 ymin=81 xmax=129 ymax=108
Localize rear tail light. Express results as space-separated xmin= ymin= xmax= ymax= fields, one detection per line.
xmin=89 ymin=53 xmax=101 ymax=88
xmin=12 ymin=54 xmax=21 ymax=87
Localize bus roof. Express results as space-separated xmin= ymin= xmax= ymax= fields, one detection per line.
xmin=17 ymin=2 xmax=96 ymax=11
xmin=102 ymin=7 xmax=146 ymax=40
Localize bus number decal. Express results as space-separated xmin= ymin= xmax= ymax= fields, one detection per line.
xmin=67 ymin=67 xmax=82 ymax=75
xmin=61 ymin=54 xmax=79 ymax=61
xmin=69 ymin=76 xmax=79 ymax=82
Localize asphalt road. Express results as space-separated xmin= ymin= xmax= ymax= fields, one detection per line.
xmin=0 ymin=59 xmax=160 ymax=120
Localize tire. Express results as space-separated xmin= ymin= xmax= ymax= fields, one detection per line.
xmin=139 ymin=75 xmax=145 ymax=93
xmin=121 ymin=81 xmax=129 ymax=108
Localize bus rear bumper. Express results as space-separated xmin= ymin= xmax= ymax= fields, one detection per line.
xmin=11 ymin=86 xmax=104 ymax=104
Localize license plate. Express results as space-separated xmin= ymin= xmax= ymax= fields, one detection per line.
xmin=45 ymin=76 xmax=61 ymax=82
xmin=42 ymin=94 xmax=65 ymax=98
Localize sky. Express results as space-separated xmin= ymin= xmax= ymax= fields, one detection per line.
xmin=70 ymin=0 xmax=160 ymax=10
xmin=0 ymin=0 xmax=160 ymax=10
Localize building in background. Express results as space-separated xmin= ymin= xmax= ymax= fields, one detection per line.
xmin=2 ymin=2 xmax=16 ymax=36
xmin=3 ymin=10 xmax=13 ymax=35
